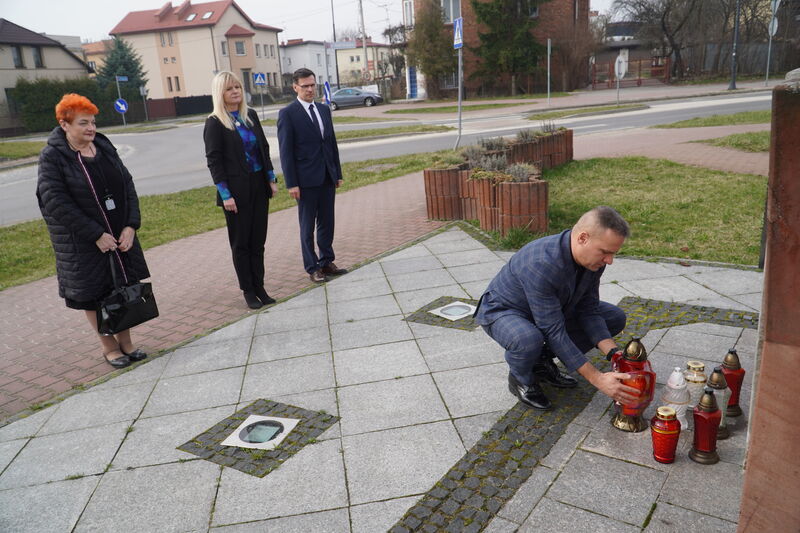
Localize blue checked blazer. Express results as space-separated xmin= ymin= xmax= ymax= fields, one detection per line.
xmin=475 ymin=230 xmax=611 ymax=371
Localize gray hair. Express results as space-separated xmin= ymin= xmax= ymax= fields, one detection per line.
xmin=575 ymin=206 xmax=630 ymax=238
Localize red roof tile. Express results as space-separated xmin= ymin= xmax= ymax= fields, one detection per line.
xmin=225 ymin=23 xmax=254 ymax=37
xmin=109 ymin=0 xmax=281 ymax=36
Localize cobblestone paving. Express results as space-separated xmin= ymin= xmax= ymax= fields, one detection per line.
xmin=404 ymin=296 xmax=481 ymax=331
xmin=178 ymin=398 xmax=339 ymax=478
xmin=389 ymin=297 xmax=758 ymax=532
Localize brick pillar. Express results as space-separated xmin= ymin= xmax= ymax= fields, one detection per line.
xmin=738 ymin=70 xmax=800 ymax=532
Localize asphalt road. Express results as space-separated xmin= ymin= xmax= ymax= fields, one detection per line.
xmin=0 ymin=91 xmax=771 ymax=226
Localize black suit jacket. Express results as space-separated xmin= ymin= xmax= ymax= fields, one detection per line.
xmin=203 ymin=108 xmax=274 ymax=206
xmin=277 ymin=99 xmax=342 ymax=189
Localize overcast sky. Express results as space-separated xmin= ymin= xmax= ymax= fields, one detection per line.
xmin=0 ymin=0 xmax=615 ymax=44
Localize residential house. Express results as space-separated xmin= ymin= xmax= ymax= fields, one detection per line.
xmin=109 ymin=0 xmax=282 ymax=100
xmin=404 ymin=0 xmax=590 ymax=98
xmin=81 ymin=39 xmax=115 ymax=77
xmin=280 ymin=39 xmax=338 ymax=94
xmin=334 ymin=37 xmax=394 ymax=85
xmin=0 ymin=19 xmax=90 ymax=134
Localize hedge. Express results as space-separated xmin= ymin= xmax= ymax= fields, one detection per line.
xmin=11 ymin=78 xmax=146 ymax=133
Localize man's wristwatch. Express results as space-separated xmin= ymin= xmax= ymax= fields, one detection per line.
xmin=606 ymin=346 xmax=621 ymax=361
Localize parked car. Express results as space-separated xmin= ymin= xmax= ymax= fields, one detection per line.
xmin=329 ymin=88 xmax=383 ymax=110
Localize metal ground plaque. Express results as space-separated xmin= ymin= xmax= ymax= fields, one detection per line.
xmin=178 ymin=398 xmax=339 ymax=478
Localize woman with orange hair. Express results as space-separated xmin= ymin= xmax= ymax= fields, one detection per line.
xmin=37 ymin=94 xmax=151 ymax=369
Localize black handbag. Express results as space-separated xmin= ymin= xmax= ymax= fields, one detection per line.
xmin=96 ymin=253 xmax=159 ymax=336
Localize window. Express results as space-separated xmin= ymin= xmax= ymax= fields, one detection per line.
xmin=270 ymin=44 xmax=275 ymax=57
xmin=167 ymin=77 xmax=173 ymax=92
xmin=317 ymin=53 xmax=321 ymax=65
xmin=287 ymin=57 xmax=292 ymax=65
xmin=202 ymin=11 xmax=213 ymax=19
xmin=350 ymin=56 xmax=354 ymax=62
xmin=33 ymin=46 xmax=44 ymax=68
xmin=160 ymin=32 xmax=166 ymax=47
xmin=441 ymin=0 xmax=460 ymax=22
xmin=273 ymin=72 xmax=278 ymax=86
xmin=168 ymin=32 xmax=174 ymax=46
xmin=163 ymin=57 xmax=169 ymax=64
xmin=235 ymin=41 xmax=245 ymax=55
xmin=356 ymin=55 xmax=360 ymax=62
xmin=175 ymin=76 xmax=181 ymax=91
xmin=403 ymin=0 xmax=414 ymax=26
xmin=255 ymin=44 xmax=261 ymax=57
xmin=88 ymin=60 xmax=96 ymax=71
xmin=186 ymin=13 xmax=196 ymax=21
xmin=221 ymin=41 xmax=228 ymax=56
xmin=12 ymin=46 xmax=24 ymax=68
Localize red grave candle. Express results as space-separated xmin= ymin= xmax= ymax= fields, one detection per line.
xmin=689 ymin=387 xmax=722 ymax=464
xmin=651 ymin=406 xmax=681 ymax=464
xmin=721 ymin=348 xmax=746 ymax=417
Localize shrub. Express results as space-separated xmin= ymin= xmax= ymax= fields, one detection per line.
xmin=479 ymin=136 xmax=508 ymax=151
xmin=516 ymin=129 xmax=538 ymax=142
xmin=12 ymin=77 xmax=144 ymax=133
xmin=473 ymin=153 xmax=508 ymax=171
xmin=460 ymin=145 xmax=486 ymax=164
xmin=506 ymin=163 xmax=539 ymax=182
xmin=427 ymin=151 xmax=466 ymax=169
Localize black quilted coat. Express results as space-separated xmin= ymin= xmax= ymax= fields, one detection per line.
xmin=37 ymin=127 xmax=150 ymax=302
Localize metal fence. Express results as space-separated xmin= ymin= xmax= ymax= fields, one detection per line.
xmin=591 ymin=57 xmax=672 ymax=90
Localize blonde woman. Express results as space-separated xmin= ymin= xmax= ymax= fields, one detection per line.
xmin=204 ymin=71 xmax=278 ymax=309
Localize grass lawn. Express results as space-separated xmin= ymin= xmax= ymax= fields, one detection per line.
xmin=0 ymin=141 xmax=46 ymax=160
xmin=653 ymin=110 xmax=771 ymax=128
xmin=697 ymin=131 xmax=770 ymax=152
xmin=336 ymin=125 xmax=452 ymax=140
xmin=385 ymin=103 xmax=527 ymax=114
xmin=0 ymin=151 xmax=445 ymax=291
xmin=527 ymin=104 xmax=647 ymax=121
xmin=1 ymin=154 xmax=766 ymax=291
xmin=542 ymin=157 xmax=766 ymax=265
xmin=102 ymin=125 xmax=177 ymax=134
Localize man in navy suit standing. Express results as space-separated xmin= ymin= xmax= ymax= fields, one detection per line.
xmin=278 ymin=68 xmax=348 ymax=283
xmin=475 ymin=206 xmax=639 ymax=410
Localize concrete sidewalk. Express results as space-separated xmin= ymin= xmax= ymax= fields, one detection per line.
xmin=0 ymin=226 xmax=760 ymax=532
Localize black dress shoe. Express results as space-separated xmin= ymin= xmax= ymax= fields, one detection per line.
xmin=243 ymin=291 xmax=263 ymax=309
xmin=254 ymin=287 xmax=276 ymax=305
xmin=321 ymin=262 xmax=347 ymax=276
xmin=309 ymin=270 xmax=327 ymax=283
xmin=508 ymin=373 xmax=552 ymax=410
xmin=122 ymin=348 xmax=147 ymax=361
xmin=103 ymin=351 xmax=132 ymax=369
xmin=533 ymin=357 xmax=578 ymax=389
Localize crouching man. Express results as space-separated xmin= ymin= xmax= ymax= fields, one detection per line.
xmin=475 ymin=206 xmax=639 ymax=409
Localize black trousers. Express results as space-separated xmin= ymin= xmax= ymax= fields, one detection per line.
xmin=224 ymin=172 xmax=269 ymax=292
xmin=297 ymin=180 xmax=336 ymax=274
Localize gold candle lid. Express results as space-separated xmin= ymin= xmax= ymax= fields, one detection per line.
xmin=698 ymin=387 xmax=719 ymax=412
xmin=623 ymin=337 xmax=648 ymax=361
xmin=687 ymin=361 xmax=705 ymax=372
xmin=656 ymin=406 xmax=676 ymax=420
xmin=722 ymin=349 xmax=741 ymax=370
xmin=707 ymin=366 xmax=728 ymax=390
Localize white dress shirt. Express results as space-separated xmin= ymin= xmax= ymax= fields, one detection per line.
xmin=297 ymin=97 xmax=324 ymax=137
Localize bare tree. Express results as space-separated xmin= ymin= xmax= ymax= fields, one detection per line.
xmin=550 ymin=9 xmax=603 ymax=90
xmin=613 ymin=0 xmax=700 ymax=79
xmin=406 ymin=0 xmax=457 ymax=98
xmin=382 ymin=24 xmax=407 ymax=79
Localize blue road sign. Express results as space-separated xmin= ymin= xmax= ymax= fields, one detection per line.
xmin=115 ymin=75 xmax=129 ymax=82
xmin=253 ymin=72 xmax=266 ymax=86
xmin=323 ymin=81 xmax=332 ymax=106
xmin=453 ymin=17 xmax=463 ymax=49
xmin=114 ymin=99 xmax=128 ymax=114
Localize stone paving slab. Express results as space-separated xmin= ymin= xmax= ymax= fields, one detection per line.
xmin=0 ymin=227 xmax=763 ymax=532
xmin=519 ymin=497 xmax=640 ymax=533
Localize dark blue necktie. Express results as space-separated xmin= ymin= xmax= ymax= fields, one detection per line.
xmin=308 ymin=104 xmax=322 ymax=137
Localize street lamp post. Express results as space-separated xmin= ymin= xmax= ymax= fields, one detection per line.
xmin=330 ymin=0 xmax=340 ymax=89
xmin=728 ymin=0 xmax=741 ymax=90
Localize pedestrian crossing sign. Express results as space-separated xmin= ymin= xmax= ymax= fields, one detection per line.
xmin=453 ymin=17 xmax=463 ymax=49
xmin=253 ymin=72 xmax=267 ymax=86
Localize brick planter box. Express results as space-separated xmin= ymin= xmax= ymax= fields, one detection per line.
xmin=497 ymin=179 xmax=549 ymax=236
xmin=423 ymin=164 xmax=466 ymax=220
xmin=474 ymin=178 xmax=499 ymax=232
xmin=508 ymin=130 xmax=572 ymax=169
xmin=458 ymin=170 xmax=478 ymax=221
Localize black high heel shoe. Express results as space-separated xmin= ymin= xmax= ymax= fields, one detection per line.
xmin=243 ymin=291 xmax=263 ymax=309
xmin=254 ymin=287 xmax=276 ymax=305
xmin=121 ymin=348 xmax=148 ymax=362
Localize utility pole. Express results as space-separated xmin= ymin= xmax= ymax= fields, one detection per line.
xmin=357 ymin=0 xmax=369 ymax=82
xmin=728 ymin=0 xmax=741 ymax=90
xmin=330 ymin=0 xmax=340 ymax=89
